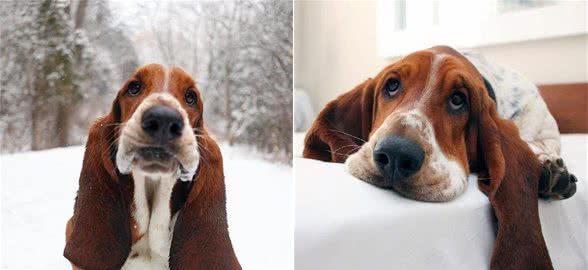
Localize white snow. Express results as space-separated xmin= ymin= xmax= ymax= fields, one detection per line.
xmin=0 ymin=144 xmax=293 ymax=270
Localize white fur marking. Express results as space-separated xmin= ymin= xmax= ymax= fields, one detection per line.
xmin=122 ymin=170 xmax=178 ymax=270
xmin=162 ymin=66 xmax=170 ymax=92
xmin=418 ymin=53 xmax=447 ymax=108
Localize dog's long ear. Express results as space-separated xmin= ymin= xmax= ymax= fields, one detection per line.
xmin=169 ymin=129 xmax=241 ymax=270
xmin=468 ymin=86 xmax=553 ymax=270
xmin=303 ymin=79 xmax=375 ymax=162
xmin=63 ymin=100 xmax=133 ymax=270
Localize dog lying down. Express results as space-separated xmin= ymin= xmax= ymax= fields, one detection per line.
xmin=303 ymin=46 xmax=578 ymax=270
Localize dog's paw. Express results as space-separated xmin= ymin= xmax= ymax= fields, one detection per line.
xmin=538 ymin=158 xmax=577 ymax=200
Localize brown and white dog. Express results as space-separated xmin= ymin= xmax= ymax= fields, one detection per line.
xmin=64 ymin=64 xmax=241 ymax=270
xmin=304 ymin=46 xmax=578 ymax=269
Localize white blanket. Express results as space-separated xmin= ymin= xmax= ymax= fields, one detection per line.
xmin=294 ymin=133 xmax=587 ymax=269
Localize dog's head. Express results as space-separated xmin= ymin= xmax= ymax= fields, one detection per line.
xmin=109 ymin=64 xmax=201 ymax=181
xmin=305 ymin=46 xmax=530 ymax=202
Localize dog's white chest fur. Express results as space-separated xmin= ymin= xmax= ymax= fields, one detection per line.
xmin=121 ymin=170 xmax=179 ymax=270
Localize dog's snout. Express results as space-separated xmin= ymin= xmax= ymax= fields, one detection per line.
xmin=141 ymin=106 xmax=183 ymax=144
xmin=373 ymin=135 xmax=424 ymax=182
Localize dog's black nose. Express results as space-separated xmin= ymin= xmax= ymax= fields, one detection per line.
xmin=141 ymin=106 xmax=183 ymax=144
xmin=373 ymin=135 xmax=425 ymax=182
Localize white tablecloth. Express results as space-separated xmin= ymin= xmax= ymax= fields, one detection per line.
xmin=295 ymin=133 xmax=587 ymax=269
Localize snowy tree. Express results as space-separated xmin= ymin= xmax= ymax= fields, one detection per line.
xmin=30 ymin=0 xmax=78 ymax=149
xmin=195 ymin=1 xmax=293 ymax=161
xmin=0 ymin=1 xmax=38 ymax=150
xmin=0 ymin=0 xmax=138 ymax=152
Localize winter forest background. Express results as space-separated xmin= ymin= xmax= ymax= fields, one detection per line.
xmin=0 ymin=0 xmax=293 ymax=162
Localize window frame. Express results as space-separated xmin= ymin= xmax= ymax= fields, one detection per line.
xmin=377 ymin=0 xmax=588 ymax=58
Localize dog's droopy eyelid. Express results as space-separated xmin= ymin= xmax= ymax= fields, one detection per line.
xmin=447 ymin=90 xmax=469 ymax=114
xmin=185 ymin=88 xmax=198 ymax=106
xmin=126 ymin=80 xmax=143 ymax=96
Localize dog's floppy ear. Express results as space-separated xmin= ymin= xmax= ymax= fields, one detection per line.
xmin=169 ymin=129 xmax=241 ymax=270
xmin=467 ymin=85 xmax=553 ymax=270
xmin=63 ymin=100 xmax=133 ymax=270
xmin=303 ymin=79 xmax=375 ymax=162
xmin=471 ymin=96 xmax=505 ymax=200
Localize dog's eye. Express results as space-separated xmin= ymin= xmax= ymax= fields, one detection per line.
xmin=384 ymin=79 xmax=401 ymax=97
xmin=185 ymin=89 xmax=197 ymax=106
xmin=448 ymin=92 xmax=467 ymax=111
xmin=127 ymin=80 xmax=142 ymax=96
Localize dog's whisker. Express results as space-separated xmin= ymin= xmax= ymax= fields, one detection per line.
xmin=106 ymin=136 xmax=121 ymax=153
xmin=328 ymin=128 xmax=366 ymax=143
xmin=332 ymin=144 xmax=361 ymax=155
xmin=122 ymin=133 xmax=149 ymax=145
xmin=326 ymin=150 xmax=353 ymax=158
xmin=196 ymin=142 xmax=212 ymax=158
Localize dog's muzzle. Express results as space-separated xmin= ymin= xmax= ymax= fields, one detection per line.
xmin=373 ymin=135 xmax=425 ymax=184
xmin=134 ymin=105 xmax=184 ymax=173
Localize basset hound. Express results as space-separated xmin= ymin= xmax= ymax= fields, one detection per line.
xmin=64 ymin=64 xmax=241 ymax=270
xmin=304 ymin=46 xmax=578 ymax=269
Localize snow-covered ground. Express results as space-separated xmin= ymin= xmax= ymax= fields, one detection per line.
xmin=1 ymin=144 xmax=293 ymax=270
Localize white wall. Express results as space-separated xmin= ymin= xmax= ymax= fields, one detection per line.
xmin=471 ymin=36 xmax=588 ymax=84
xmin=295 ymin=0 xmax=588 ymax=113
